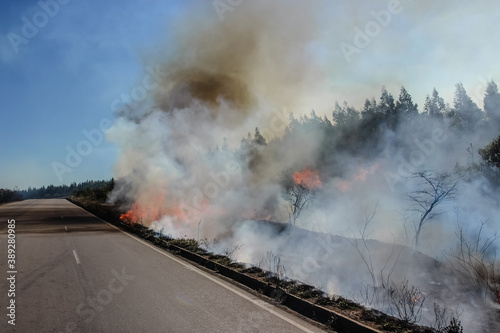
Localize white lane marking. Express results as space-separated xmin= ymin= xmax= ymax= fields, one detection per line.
xmin=65 ymin=226 xmax=68 ymax=232
xmin=100 ymin=220 xmax=318 ymax=333
xmin=72 ymin=250 xmax=81 ymax=264
xmin=70 ymin=202 xmax=322 ymax=332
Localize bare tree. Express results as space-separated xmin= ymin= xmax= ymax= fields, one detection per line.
xmin=345 ymin=204 xmax=402 ymax=307
xmin=446 ymin=221 xmax=500 ymax=304
xmin=283 ymin=182 xmax=315 ymax=226
xmin=347 ymin=204 xmax=383 ymax=289
xmin=433 ymin=303 xmax=464 ymax=333
xmin=386 ymin=278 xmax=427 ymax=324
xmin=346 ymin=205 xmax=430 ymax=325
xmin=407 ymin=171 xmax=460 ymax=249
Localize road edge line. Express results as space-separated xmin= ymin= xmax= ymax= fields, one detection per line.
xmin=70 ymin=202 xmax=319 ymax=333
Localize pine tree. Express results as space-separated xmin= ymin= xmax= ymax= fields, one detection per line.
xmin=484 ymin=80 xmax=500 ymax=125
xmin=379 ymin=87 xmax=397 ymax=128
xmin=361 ymin=98 xmax=380 ymax=134
xmin=423 ymin=88 xmax=446 ymax=119
xmin=362 ymin=98 xmax=378 ymax=116
xmin=253 ymin=127 xmax=267 ymax=146
xmin=360 ymin=96 xmax=389 ymax=147
xmin=450 ymin=83 xmax=483 ymax=129
xmin=395 ymin=86 xmax=419 ymax=120
xmin=333 ymin=101 xmax=359 ymax=129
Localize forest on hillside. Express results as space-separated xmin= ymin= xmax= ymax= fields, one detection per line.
xmin=227 ymin=81 xmax=500 ymax=188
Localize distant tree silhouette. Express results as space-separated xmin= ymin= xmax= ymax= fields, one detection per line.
xmin=332 ymin=101 xmax=360 ymax=129
xmin=73 ymin=179 xmax=114 ymax=202
xmin=253 ymin=127 xmax=267 ymax=146
xmin=361 ymin=98 xmax=382 ymax=136
xmin=0 ymin=189 xmax=22 ymax=204
xmin=18 ymin=179 xmax=113 ymax=199
xmin=484 ymin=80 xmax=500 ymax=126
xmin=448 ymin=83 xmax=483 ymax=130
xmin=379 ymin=87 xmax=397 ymax=129
xmin=423 ymin=88 xmax=446 ymax=119
xmin=395 ymin=86 xmax=419 ymax=121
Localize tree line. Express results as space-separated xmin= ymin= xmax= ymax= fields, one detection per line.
xmin=0 ymin=179 xmax=114 ymax=204
xmin=233 ymin=81 xmax=500 ymax=179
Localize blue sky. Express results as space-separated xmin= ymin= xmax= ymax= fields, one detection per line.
xmin=1 ymin=0 xmax=499 ymax=189
xmin=0 ymin=0 xmax=185 ymax=189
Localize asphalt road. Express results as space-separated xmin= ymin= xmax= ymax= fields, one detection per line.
xmin=0 ymin=199 xmax=327 ymax=333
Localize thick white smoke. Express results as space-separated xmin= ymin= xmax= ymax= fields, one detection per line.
xmin=106 ymin=1 xmax=500 ymax=331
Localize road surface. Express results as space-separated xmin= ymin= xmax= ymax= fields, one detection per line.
xmin=0 ymin=199 xmax=327 ymax=333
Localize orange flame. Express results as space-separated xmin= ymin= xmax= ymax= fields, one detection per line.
xmin=119 ymin=189 xmax=174 ymax=225
xmin=293 ymin=168 xmax=322 ymax=189
xmin=120 ymin=187 xmax=193 ymax=227
xmin=336 ymin=164 xmax=380 ymax=193
xmin=120 ymin=202 xmax=150 ymax=224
